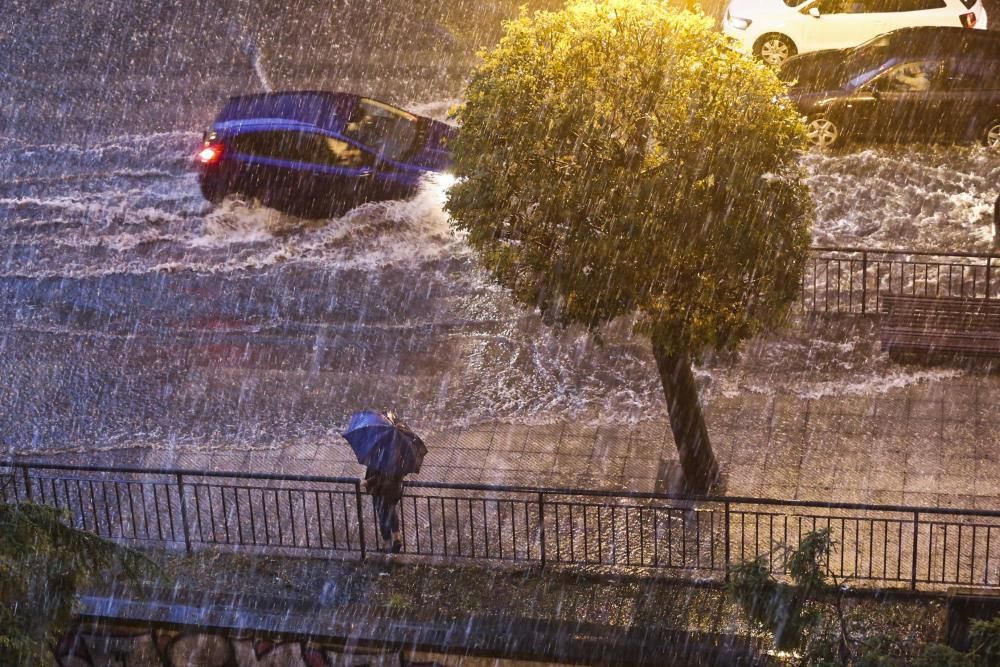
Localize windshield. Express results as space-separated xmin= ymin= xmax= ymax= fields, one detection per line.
xmin=847 ymin=43 xmax=893 ymax=68
xmin=343 ymin=98 xmax=419 ymax=162
xmin=845 ymin=57 xmax=899 ymax=90
xmin=835 ymin=37 xmax=904 ymax=86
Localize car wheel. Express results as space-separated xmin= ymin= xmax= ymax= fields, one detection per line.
xmin=982 ymin=119 xmax=1000 ymax=149
xmin=199 ymin=172 xmax=230 ymax=204
xmin=805 ymin=116 xmax=841 ymax=150
xmin=754 ymin=33 xmax=796 ymax=66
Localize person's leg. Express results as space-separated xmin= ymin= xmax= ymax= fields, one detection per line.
xmin=373 ymin=496 xmax=393 ymax=550
xmin=388 ymin=499 xmax=402 ymax=553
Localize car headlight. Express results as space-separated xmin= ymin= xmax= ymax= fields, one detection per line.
xmin=428 ymin=172 xmax=458 ymax=191
xmin=726 ymin=12 xmax=752 ymax=30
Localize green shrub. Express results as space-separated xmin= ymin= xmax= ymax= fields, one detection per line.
xmin=0 ymin=502 xmax=153 ymax=664
xmin=968 ymin=616 xmax=1000 ymax=665
xmin=911 ymin=643 xmax=976 ymax=667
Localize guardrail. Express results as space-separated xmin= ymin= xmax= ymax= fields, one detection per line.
xmin=802 ymin=246 xmax=1000 ymax=315
xmin=2 ymin=462 xmax=998 ymax=593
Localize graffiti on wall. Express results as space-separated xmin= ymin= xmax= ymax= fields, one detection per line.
xmin=54 ymin=622 xmax=445 ymax=667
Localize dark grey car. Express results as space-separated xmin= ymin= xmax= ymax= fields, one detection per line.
xmin=780 ymin=27 xmax=1000 ymax=147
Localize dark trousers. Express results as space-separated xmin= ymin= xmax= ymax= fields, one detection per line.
xmin=373 ymin=495 xmax=400 ymax=542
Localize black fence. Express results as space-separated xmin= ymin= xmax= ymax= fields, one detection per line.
xmin=802 ymin=247 xmax=1000 ymax=315
xmin=2 ymin=462 xmax=998 ymax=593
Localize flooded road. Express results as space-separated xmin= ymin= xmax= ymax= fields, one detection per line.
xmin=3 ymin=1 xmax=999 ymax=464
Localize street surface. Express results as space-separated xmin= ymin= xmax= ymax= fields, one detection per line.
xmin=1 ymin=1 xmax=998 ymax=507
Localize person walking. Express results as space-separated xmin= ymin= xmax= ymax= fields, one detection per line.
xmin=365 ymin=465 xmax=404 ymax=553
xmin=342 ymin=409 xmax=427 ymax=555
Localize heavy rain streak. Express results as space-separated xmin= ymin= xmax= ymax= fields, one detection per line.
xmin=1 ymin=0 xmax=997 ymax=476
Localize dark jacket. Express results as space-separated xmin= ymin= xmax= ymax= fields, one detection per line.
xmin=365 ymin=467 xmax=404 ymax=502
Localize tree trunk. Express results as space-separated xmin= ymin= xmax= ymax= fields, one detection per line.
xmin=651 ymin=338 xmax=720 ymax=495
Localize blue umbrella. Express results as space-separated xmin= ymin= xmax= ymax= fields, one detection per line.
xmin=341 ymin=410 xmax=427 ymax=477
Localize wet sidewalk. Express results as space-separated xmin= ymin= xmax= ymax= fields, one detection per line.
xmin=152 ymin=373 xmax=1000 ymax=511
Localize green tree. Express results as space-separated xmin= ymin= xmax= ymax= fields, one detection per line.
xmin=0 ymin=502 xmax=152 ymax=664
xmin=446 ymin=0 xmax=813 ymax=493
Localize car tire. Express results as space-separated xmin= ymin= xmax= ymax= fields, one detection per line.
xmin=805 ymin=116 xmax=841 ymax=150
xmin=754 ymin=33 xmax=796 ymax=66
xmin=199 ymin=171 xmax=231 ymax=204
xmin=982 ymin=119 xmax=1000 ymax=149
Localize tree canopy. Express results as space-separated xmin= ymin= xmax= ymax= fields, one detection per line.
xmin=446 ymin=1 xmax=814 ymax=492
xmin=446 ymin=0 xmax=813 ymax=358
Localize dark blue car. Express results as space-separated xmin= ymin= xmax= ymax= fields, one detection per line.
xmin=197 ymin=91 xmax=455 ymax=215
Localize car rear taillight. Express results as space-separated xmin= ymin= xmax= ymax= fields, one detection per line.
xmin=197 ymin=143 xmax=223 ymax=164
xmin=960 ymin=12 xmax=977 ymax=28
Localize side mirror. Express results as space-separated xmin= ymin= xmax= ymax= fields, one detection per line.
xmin=809 ymin=7 xmax=821 ymax=18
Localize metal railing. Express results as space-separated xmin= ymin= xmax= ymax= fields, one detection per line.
xmin=2 ymin=461 xmax=998 ymax=593
xmin=802 ymin=246 xmax=1000 ymax=315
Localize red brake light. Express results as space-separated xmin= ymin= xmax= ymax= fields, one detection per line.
xmin=197 ymin=144 xmax=223 ymax=164
xmin=960 ymin=12 xmax=976 ymax=28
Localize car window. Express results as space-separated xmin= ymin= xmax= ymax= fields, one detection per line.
xmin=811 ymin=0 xmax=872 ymax=14
xmin=322 ymin=137 xmax=374 ymax=168
xmin=847 ymin=57 xmax=899 ymax=89
xmin=229 ymin=131 xmax=304 ymax=161
xmin=343 ymin=99 xmax=419 ymax=163
xmin=844 ymin=38 xmax=900 ymax=75
xmin=876 ymin=60 xmax=942 ymax=92
xmin=229 ymin=131 xmax=373 ymax=168
xmin=943 ymin=58 xmax=1000 ymax=90
xmin=872 ymin=0 xmax=947 ymax=11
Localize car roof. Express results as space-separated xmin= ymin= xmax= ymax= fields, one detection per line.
xmin=875 ymin=26 xmax=1000 ymax=56
xmin=214 ymin=91 xmax=358 ymax=134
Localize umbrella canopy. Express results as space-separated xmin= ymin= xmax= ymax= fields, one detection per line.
xmin=341 ymin=410 xmax=427 ymax=477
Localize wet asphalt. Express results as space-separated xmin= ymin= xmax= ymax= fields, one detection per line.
xmin=0 ymin=1 xmax=998 ymax=513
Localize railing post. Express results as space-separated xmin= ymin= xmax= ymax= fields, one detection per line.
xmin=354 ymin=480 xmax=367 ymax=561
xmin=724 ymin=501 xmax=731 ymax=582
xmin=538 ymin=492 xmax=547 ymax=566
xmin=911 ymin=511 xmax=920 ymax=591
xmin=21 ymin=465 xmax=32 ymax=502
xmin=176 ymin=473 xmax=192 ymax=554
xmin=987 ymin=257 xmax=993 ymax=299
xmin=861 ymin=251 xmax=868 ymax=315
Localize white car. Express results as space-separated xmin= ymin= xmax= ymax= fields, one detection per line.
xmin=723 ymin=0 xmax=988 ymax=65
